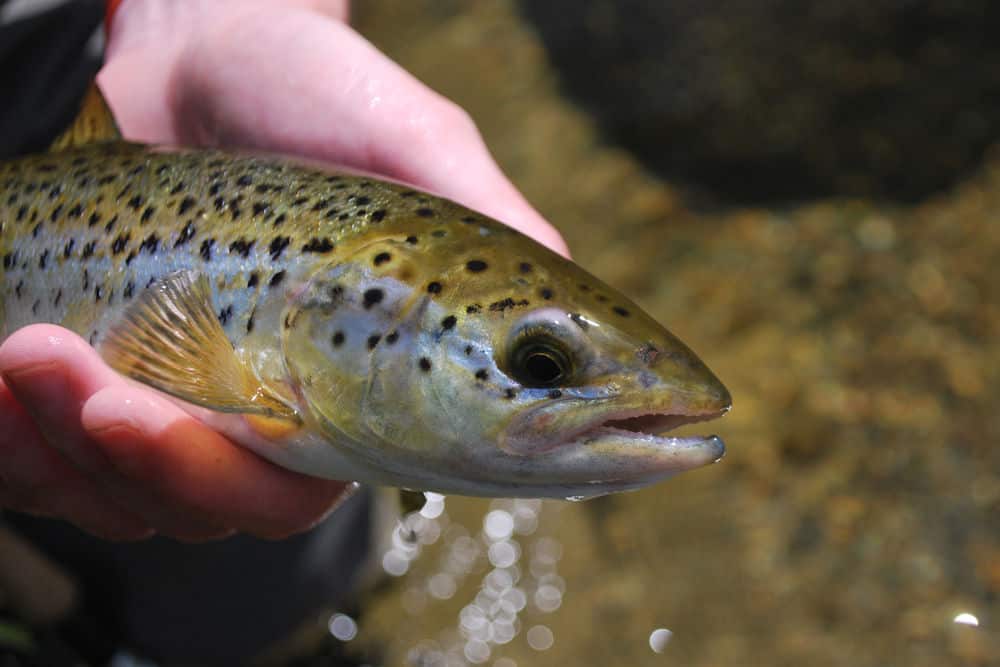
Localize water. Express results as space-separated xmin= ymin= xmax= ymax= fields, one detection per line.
xmin=339 ymin=3 xmax=999 ymax=665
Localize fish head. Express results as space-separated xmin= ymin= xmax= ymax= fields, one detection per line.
xmin=282 ymin=223 xmax=730 ymax=498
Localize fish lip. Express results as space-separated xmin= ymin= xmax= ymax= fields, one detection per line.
xmin=556 ymin=405 xmax=730 ymax=449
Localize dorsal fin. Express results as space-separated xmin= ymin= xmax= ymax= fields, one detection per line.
xmin=50 ymin=82 xmax=121 ymax=151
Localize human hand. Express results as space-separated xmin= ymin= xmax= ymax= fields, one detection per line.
xmin=0 ymin=0 xmax=567 ymax=541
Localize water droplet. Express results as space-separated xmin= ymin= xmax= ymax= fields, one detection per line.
xmin=649 ymin=627 xmax=673 ymax=653
xmin=327 ymin=613 xmax=358 ymax=641
xmin=526 ymin=625 xmax=554 ymax=651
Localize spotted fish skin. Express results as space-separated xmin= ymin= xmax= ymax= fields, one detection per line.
xmin=0 ymin=142 xmax=731 ymax=499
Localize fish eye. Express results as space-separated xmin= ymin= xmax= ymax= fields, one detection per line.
xmin=509 ymin=336 xmax=572 ymax=387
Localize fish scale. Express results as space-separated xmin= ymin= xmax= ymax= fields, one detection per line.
xmin=0 ymin=142 xmax=515 ymax=347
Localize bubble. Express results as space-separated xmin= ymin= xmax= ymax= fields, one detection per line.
xmin=484 ymin=510 xmax=515 ymax=541
xmin=420 ymin=492 xmax=446 ymax=519
xmin=327 ymin=613 xmax=357 ymax=641
xmin=649 ymin=628 xmax=673 ymax=653
xmin=484 ymin=568 xmax=514 ymax=594
xmin=492 ymin=619 xmax=518 ymax=645
xmin=501 ymin=587 xmax=527 ymax=612
xmin=382 ymin=549 xmax=410 ymax=576
xmin=429 ymin=573 xmax=457 ymax=600
xmin=526 ymin=625 xmax=554 ymax=651
xmin=534 ymin=584 xmax=563 ymax=613
xmin=464 ymin=639 xmax=491 ymax=664
xmin=512 ymin=505 xmax=539 ymax=535
xmin=488 ymin=541 xmax=519 ymax=568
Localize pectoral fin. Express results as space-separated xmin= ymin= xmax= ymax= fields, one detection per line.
xmin=100 ymin=270 xmax=299 ymax=422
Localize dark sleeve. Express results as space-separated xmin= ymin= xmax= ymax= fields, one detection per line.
xmin=0 ymin=0 xmax=103 ymax=159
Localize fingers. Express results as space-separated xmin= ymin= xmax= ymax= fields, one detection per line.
xmin=81 ymin=386 xmax=354 ymax=539
xmin=0 ymin=377 xmax=152 ymax=541
xmin=0 ymin=325 xmax=349 ymax=541
xmin=100 ymin=6 xmax=569 ymax=256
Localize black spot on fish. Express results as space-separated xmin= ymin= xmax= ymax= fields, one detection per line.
xmin=578 ymin=283 xmax=592 ymax=292
xmin=111 ymin=234 xmax=130 ymax=255
xmin=570 ymin=313 xmax=589 ymax=330
xmin=548 ymin=389 xmax=563 ymax=399
xmin=38 ymin=250 xmax=48 ymax=269
xmin=466 ymin=304 xmax=481 ymax=314
xmin=38 ymin=163 xmax=56 ymax=172
xmin=139 ymin=234 xmax=159 ymax=255
xmin=466 ymin=259 xmax=488 ymax=272
xmin=252 ymin=201 xmax=270 ymax=217
xmin=31 ymin=299 xmax=39 ymax=315
xmin=54 ymin=289 xmax=62 ymax=306
xmin=127 ymin=194 xmax=143 ymax=211
xmin=247 ymin=308 xmax=256 ymax=333
xmin=125 ymin=250 xmax=137 ymax=266
xmin=461 ymin=216 xmax=476 ymax=224
xmin=292 ymin=197 xmax=309 ymax=207
xmin=49 ymin=204 xmax=63 ymax=222
xmin=405 ymin=235 xmax=418 ymax=244
xmin=441 ymin=315 xmax=457 ymax=330
xmin=269 ymin=270 xmax=286 ymax=287
xmin=363 ymin=288 xmax=384 ymax=309
xmin=248 ymin=272 xmax=259 ymax=288
xmin=400 ymin=191 xmax=416 ymax=198
xmin=613 ymin=306 xmax=630 ymax=317
xmin=124 ymin=281 xmax=134 ymax=299
xmin=15 ymin=280 xmax=23 ymax=299
xmin=140 ymin=206 xmax=155 ymax=223
xmin=48 ymin=184 xmax=62 ymax=200
xmin=229 ymin=238 xmax=254 ymax=258
xmin=63 ymin=239 xmax=75 ymax=258
xmin=367 ymin=334 xmax=381 ymax=350
xmin=416 ymin=207 xmax=434 ymax=217
xmin=373 ymin=252 xmax=391 ymax=266
xmin=539 ymin=287 xmax=553 ymax=300
xmin=311 ymin=197 xmax=334 ymax=212
xmin=208 ymin=182 xmax=223 ymax=196
xmin=236 ymin=174 xmax=253 ymax=187
xmin=465 ymin=346 xmax=473 ymax=355
xmin=475 ymin=369 xmax=489 ymax=381
xmin=427 ymin=281 xmax=442 ymax=294
xmin=175 ymin=222 xmax=196 ymax=247
xmin=94 ymin=284 xmax=103 ymax=302
xmin=431 ymin=229 xmax=446 ymax=238
xmin=354 ymin=196 xmax=370 ymax=206
xmin=81 ymin=241 xmax=96 ymax=259
xmin=218 ymin=305 xmax=233 ymax=326
xmin=386 ymin=331 xmax=399 ymax=345
xmin=269 ymin=236 xmax=290 ymax=260
xmin=16 ymin=205 xmax=27 ymax=222
xmin=230 ymin=202 xmax=242 ymax=220
xmin=178 ymin=197 xmax=196 ymax=215
xmin=67 ymin=204 xmax=83 ymax=219
xmin=170 ymin=182 xmax=185 ymax=195
xmin=302 ymin=237 xmax=334 ymax=253
xmin=505 ymin=388 xmax=517 ymax=399
xmin=419 ymin=357 xmax=432 ymax=372
xmin=324 ymin=208 xmax=341 ymax=220
xmin=371 ymin=209 xmax=386 ymax=222
xmin=214 ymin=196 xmax=226 ymax=212
xmin=519 ymin=262 xmax=532 ymax=274
xmin=273 ymin=213 xmax=286 ymax=227
xmin=332 ymin=331 xmax=345 ymax=347
xmin=596 ymin=294 xmax=609 ymax=303
xmin=32 ymin=223 xmax=42 ymax=238
xmin=200 ymin=238 xmax=215 ymax=261
xmin=2 ymin=253 xmax=13 ymax=270
xmin=489 ymin=298 xmax=529 ymax=312
xmin=104 ymin=216 xmax=117 ymax=234
xmin=87 ymin=211 xmax=100 ymax=227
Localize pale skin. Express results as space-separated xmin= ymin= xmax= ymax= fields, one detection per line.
xmin=0 ymin=0 xmax=568 ymax=541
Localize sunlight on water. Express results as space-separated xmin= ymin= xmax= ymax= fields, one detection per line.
xmin=378 ymin=494 xmax=569 ymax=665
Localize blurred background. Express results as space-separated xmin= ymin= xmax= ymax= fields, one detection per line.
xmin=339 ymin=2 xmax=999 ymax=665
xmin=1 ymin=1 xmax=997 ymax=665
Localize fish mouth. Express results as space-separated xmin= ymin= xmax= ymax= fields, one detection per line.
xmin=532 ymin=406 xmax=729 ymax=497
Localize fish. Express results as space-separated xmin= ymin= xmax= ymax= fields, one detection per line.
xmin=0 ymin=85 xmax=731 ymax=499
